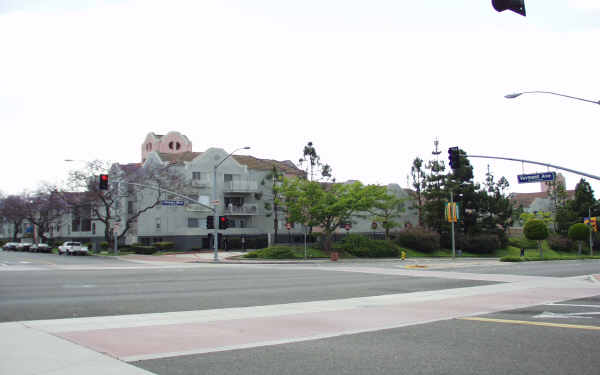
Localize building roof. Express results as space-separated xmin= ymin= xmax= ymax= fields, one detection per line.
xmin=158 ymin=152 xmax=203 ymax=163
xmin=117 ymin=163 xmax=143 ymax=174
xmin=153 ymin=152 xmax=305 ymax=177
xmin=510 ymin=190 xmax=575 ymax=208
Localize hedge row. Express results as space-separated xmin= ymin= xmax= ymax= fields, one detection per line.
xmin=334 ymin=234 xmax=400 ymax=258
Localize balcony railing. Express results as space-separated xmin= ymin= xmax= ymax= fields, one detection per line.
xmin=223 ymin=180 xmax=259 ymax=193
xmin=191 ymin=179 xmax=210 ymax=188
xmin=224 ymin=204 xmax=259 ymax=215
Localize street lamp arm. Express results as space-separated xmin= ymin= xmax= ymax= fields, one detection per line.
xmin=467 ymin=154 xmax=600 ymax=182
xmin=214 ymin=147 xmax=251 ymax=170
xmin=505 ymin=91 xmax=600 ymax=105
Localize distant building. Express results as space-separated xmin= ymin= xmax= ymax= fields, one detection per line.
xmin=1 ymin=131 xmax=417 ymax=249
xmin=510 ymin=173 xmax=574 ymax=214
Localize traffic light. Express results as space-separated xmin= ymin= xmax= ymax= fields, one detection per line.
xmin=492 ymin=0 xmax=526 ymax=17
xmin=448 ymin=147 xmax=460 ymax=170
xmin=206 ymin=216 xmax=214 ymax=229
xmin=99 ymin=174 xmax=109 ymax=190
xmin=219 ymin=216 xmax=229 ymax=229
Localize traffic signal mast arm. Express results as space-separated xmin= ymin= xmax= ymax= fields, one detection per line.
xmin=466 ymin=155 xmax=600 ymax=182
xmin=124 ymin=182 xmax=216 ymax=213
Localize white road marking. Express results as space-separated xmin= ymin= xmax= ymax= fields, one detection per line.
xmin=545 ymin=303 xmax=600 ymax=308
xmin=534 ymin=311 xmax=600 ymax=319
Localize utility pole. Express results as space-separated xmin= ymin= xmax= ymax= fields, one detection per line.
xmin=589 ymin=207 xmax=594 ymax=256
xmin=451 ymin=190 xmax=456 ymax=260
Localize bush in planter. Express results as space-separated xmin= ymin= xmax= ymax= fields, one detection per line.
xmin=547 ymin=234 xmax=574 ymax=252
xmin=153 ymin=242 xmax=175 ymax=252
xmin=395 ymin=227 xmax=440 ymax=253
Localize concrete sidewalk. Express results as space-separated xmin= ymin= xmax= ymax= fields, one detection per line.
xmin=0 ymin=322 xmax=156 ymax=375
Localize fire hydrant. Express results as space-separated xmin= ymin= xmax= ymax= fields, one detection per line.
xmin=401 ymin=251 xmax=406 ymax=260
xmin=330 ymin=252 xmax=339 ymax=261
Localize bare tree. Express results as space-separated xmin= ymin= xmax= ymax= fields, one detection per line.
xmin=21 ymin=184 xmax=68 ymax=244
xmin=65 ymin=159 xmax=184 ymax=245
xmin=0 ymin=195 xmax=27 ymax=241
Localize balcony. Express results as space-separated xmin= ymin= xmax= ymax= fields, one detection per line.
xmin=191 ymin=180 xmax=210 ymax=188
xmin=224 ymin=204 xmax=259 ymax=215
xmin=223 ymin=180 xmax=258 ymax=193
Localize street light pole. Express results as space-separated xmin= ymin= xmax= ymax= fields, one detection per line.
xmin=505 ymin=91 xmax=600 ymax=106
xmin=212 ymin=146 xmax=250 ymax=262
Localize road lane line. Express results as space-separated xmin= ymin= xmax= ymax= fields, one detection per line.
xmin=546 ymin=303 xmax=600 ymax=308
xmin=457 ymin=317 xmax=600 ymax=330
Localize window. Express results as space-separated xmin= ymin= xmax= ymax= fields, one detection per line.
xmin=239 ymin=219 xmax=246 ymax=228
xmin=92 ymin=223 xmax=96 ymax=235
xmin=156 ymin=218 xmax=161 ymax=232
xmin=188 ymin=218 xmax=199 ymax=228
xmin=224 ymin=174 xmax=240 ymax=182
xmin=225 ymin=197 xmax=243 ymax=207
xmin=81 ymin=219 xmax=91 ymax=232
xmin=128 ymin=201 xmax=134 ymax=214
xmin=193 ymin=172 xmax=209 ymax=181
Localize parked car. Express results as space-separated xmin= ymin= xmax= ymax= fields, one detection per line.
xmin=30 ymin=243 xmax=51 ymax=253
xmin=58 ymin=242 xmax=89 ymax=256
xmin=2 ymin=242 xmax=18 ymax=251
xmin=15 ymin=242 xmax=32 ymax=251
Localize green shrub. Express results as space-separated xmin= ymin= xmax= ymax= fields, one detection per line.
xmin=508 ymin=236 xmax=537 ymax=249
xmin=568 ymin=223 xmax=589 ymax=242
xmin=524 ymin=219 xmax=549 ymax=241
xmin=396 ymin=228 xmax=440 ymax=252
xmin=243 ymin=246 xmax=298 ymax=259
xmin=100 ymin=241 xmax=109 ymax=250
xmin=547 ymin=234 xmax=574 ymax=252
xmin=153 ymin=242 xmax=175 ymax=251
xmin=456 ymin=234 xmax=502 ymax=254
xmin=130 ymin=243 xmax=156 ymax=255
xmin=336 ymin=234 xmax=399 ymax=258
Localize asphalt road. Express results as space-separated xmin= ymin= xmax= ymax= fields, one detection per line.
xmin=2 ymin=251 xmax=599 ymax=375
xmin=136 ymin=296 xmax=600 ymax=375
xmin=0 ymin=254 xmax=495 ymax=322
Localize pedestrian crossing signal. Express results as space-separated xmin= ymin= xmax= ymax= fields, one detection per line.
xmin=445 ymin=202 xmax=459 ymax=223
xmin=584 ymin=217 xmax=598 ymax=232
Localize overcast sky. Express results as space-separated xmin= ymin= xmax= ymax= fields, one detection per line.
xmin=1 ymin=0 xmax=599 ymax=196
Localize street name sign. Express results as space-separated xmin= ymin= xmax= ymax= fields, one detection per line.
xmin=161 ymin=200 xmax=185 ymax=206
xmin=517 ymin=172 xmax=556 ymax=184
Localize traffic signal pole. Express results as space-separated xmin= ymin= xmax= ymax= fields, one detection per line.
xmin=451 ymin=191 xmax=456 ymax=260
xmin=213 ymin=165 xmax=219 ymax=261
xmin=466 ymin=155 xmax=600 ymax=182
xmin=590 ymin=208 xmax=594 ymax=257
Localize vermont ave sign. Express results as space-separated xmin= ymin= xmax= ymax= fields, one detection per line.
xmin=517 ymin=172 xmax=556 ymax=184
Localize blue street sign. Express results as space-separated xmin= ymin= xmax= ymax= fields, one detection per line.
xmin=161 ymin=200 xmax=185 ymax=206
xmin=517 ymin=172 xmax=556 ymax=184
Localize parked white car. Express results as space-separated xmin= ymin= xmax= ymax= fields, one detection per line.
xmin=2 ymin=242 xmax=19 ymax=251
xmin=58 ymin=242 xmax=89 ymax=256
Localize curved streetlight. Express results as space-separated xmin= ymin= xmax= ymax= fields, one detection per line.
xmin=505 ymin=91 xmax=600 ymax=105
xmin=212 ymin=146 xmax=251 ymax=261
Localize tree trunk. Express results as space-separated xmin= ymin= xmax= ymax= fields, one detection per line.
xmin=538 ymin=240 xmax=543 ymax=258
xmin=578 ymin=241 xmax=582 ymax=256
xmin=324 ymin=233 xmax=333 ymax=252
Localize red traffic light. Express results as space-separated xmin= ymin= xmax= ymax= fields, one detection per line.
xmin=99 ymin=174 xmax=109 ymax=190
